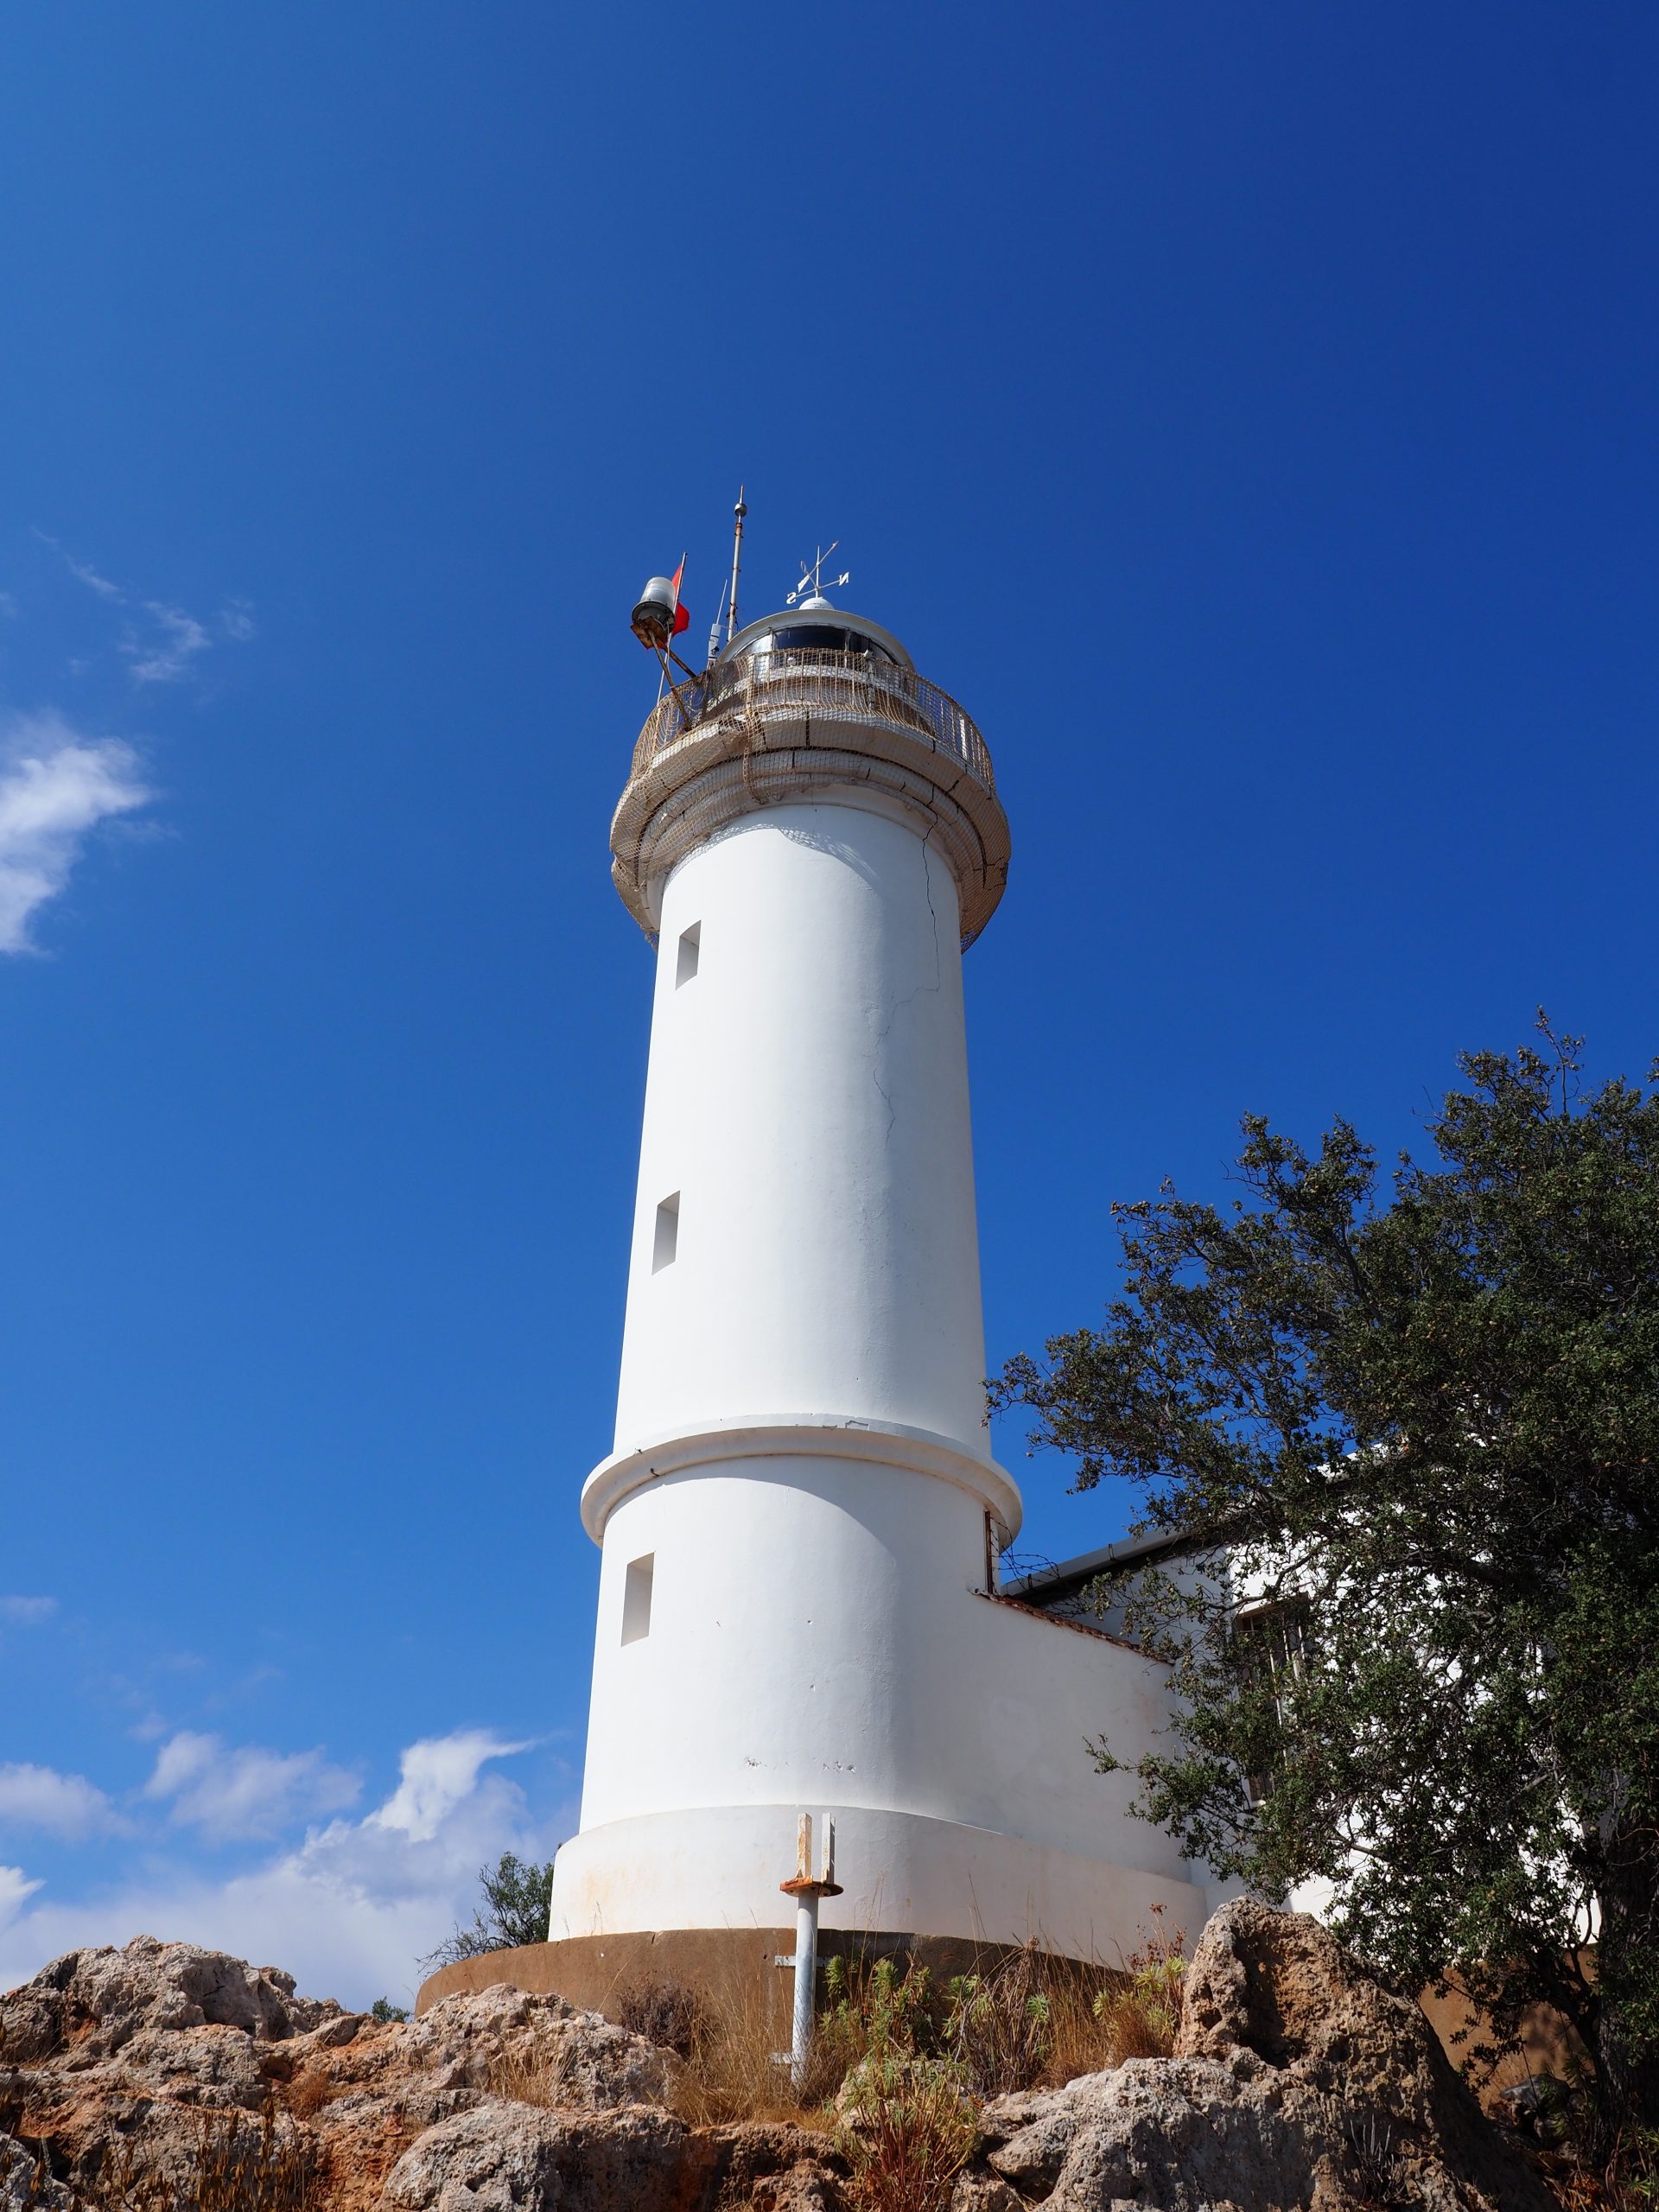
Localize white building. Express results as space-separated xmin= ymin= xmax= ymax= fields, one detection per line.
xmin=547 ymin=591 xmax=1217 ymax=1966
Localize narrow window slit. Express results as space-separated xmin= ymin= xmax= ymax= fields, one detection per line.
xmin=676 ymin=924 xmax=701 ymax=987
xmin=653 ymin=1193 xmax=680 ymax=1272
xmin=621 ymin=1554 xmax=654 ymax=1644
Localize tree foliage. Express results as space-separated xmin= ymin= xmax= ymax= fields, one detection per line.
xmin=991 ymin=1024 xmax=1659 ymax=2136
xmin=421 ymin=1852 xmax=555 ymax=1972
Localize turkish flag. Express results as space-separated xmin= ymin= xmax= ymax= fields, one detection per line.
xmin=670 ymin=558 xmax=690 ymax=635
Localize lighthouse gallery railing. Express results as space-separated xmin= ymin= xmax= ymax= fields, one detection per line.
xmin=628 ymin=650 xmax=996 ymax=797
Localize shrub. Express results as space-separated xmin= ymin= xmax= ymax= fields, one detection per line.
xmin=943 ymin=1945 xmax=1052 ymax=2094
xmin=835 ymin=2051 xmax=978 ymax=2212
xmin=421 ymin=1853 xmax=555 ymax=1972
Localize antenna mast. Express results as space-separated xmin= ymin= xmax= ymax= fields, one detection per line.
xmin=727 ymin=486 xmax=747 ymax=644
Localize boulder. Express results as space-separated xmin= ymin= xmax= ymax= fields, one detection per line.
xmin=381 ymin=2100 xmax=690 ymax=2212
xmin=0 ymin=1908 xmax=1556 ymax=2211
xmin=974 ymin=1899 xmax=1555 ymax=2211
xmin=1177 ymin=1897 xmax=1555 ymax=2212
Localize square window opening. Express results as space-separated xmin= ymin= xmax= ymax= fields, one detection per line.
xmin=652 ymin=1193 xmax=680 ymax=1272
xmin=621 ymin=1554 xmax=654 ymax=1644
xmin=676 ymin=923 xmax=701 ymax=987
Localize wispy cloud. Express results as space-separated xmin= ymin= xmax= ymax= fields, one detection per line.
xmin=0 ymin=712 xmax=149 ymax=954
xmin=0 ymin=1764 xmax=116 ymax=1843
xmin=143 ymin=1732 xmax=362 ymax=1844
xmin=0 ymin=1597 xmax=57 ymax=1627
xmin=33 ymin=533 xmax=251 ymax=686
xmin=59 ymin=551 xmax=124 ymax=602
xmin=0 ymin=1728 xmax=565 ymax=2008
xmin=124 ymin=603 xmax=211 ymax=686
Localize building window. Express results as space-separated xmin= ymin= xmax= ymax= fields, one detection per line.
xmin=621 ymin=1554 xmax=654 ymax=1644
xmin=652 ymin=1193 xmax=679 ymax=1272
xmin=1233 ymin=1600 xmax=1310 ymax=1802
xmin=676 ymin=923 xmax=701 ymax=987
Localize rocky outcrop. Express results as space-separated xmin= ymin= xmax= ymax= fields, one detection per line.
xmin=0 ymin=1907 xmax=1554 ymax=2210
xmin=0 ymin=1936 xmax=833 ymax=2211
xmin=978 ymin=1898 xmax=1555 ymax=2212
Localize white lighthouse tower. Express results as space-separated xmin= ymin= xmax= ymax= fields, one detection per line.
xmin=548 ymin=569 xmax=1211 ymax=1967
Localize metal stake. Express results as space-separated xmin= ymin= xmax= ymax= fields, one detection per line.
xmin=778 ymin=1812 xmax=842 ymax=2088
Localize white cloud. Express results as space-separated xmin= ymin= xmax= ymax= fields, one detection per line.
xmin=0 ymin=1596 xmax=57 ymax=1626
xmin=124 ymin=603 xmax=211 ymax=685
xmin=0 ymin=1764 xmax=115 ymax=1842
xmin=369 ymin=1731 xmax=535 ymax=1845
xmin=0 ymin=1730 xmax=568 ymax=2010
xmin=0 ymin=713 xmax=149 ymax=954
xmin=0 ymin=1867 xmax=43 ymax=1928
xmin=219 ymin=601 xmax=256 ymax=643
xmin=144 ymin=1732 xmax=361 ymax=1843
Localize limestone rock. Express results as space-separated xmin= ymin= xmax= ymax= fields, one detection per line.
xmin=1176 ymin=1897 xmax=1555 ymax=2212
xmin=973 ymin=1900 xmax=1554 ymax=2211
xmin=0 ymin=1942 xmax=680 ymax=2212
xmin=0 ymin=2133 xmax=73 ymax=2212
xmin=381 ymin=2099 xmax=690 ymax=2211
xmin=379 ymin=2104 xmax=841 ymax=2212
xmin=0 ymin=1936 xmax=343 ymax=2063
xmin=986 ymin=2050 xmax=1334 ymax=2210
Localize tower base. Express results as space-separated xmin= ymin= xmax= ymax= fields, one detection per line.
xmin=547 ymin=1803 xmax=1211 ymax=1967
xmin=415 ymin=1924 xmax=1116 ymax=2024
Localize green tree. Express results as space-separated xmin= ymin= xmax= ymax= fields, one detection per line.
xmin=991 ymin=1025 xmax=1659 ymax=2139
xmin=422 ymin=1852 xmax=555 ymax=1972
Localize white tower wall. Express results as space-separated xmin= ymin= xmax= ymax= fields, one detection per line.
xmin=612 ymin=800 xmax=990 ymax=1459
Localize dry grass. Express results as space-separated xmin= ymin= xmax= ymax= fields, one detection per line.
xmin=661 ymin=1979 xmax=823 ymax=2131
xmin=79 ymin=2100 xmax=314 ymax=2212
xmin=485 ymin=2031 xmax=581 ymax=2113
xmin=600 ymin=1913 xmax=1190 ymax=2153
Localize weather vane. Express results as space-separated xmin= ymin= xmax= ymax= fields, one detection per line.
xmin=785 ymin=543 xmax=851 ymax=607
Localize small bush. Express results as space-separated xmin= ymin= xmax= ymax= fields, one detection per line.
xmin=835 ymin=2052 xmax=978 ymax=2212
xmin=943 ymin=1945 xmax=1053 ymax=2095
xmin=665 ymin=1980 xmax=809 ymax=2130
xmin=369 ymin=1997 xmax=409 ymax=2024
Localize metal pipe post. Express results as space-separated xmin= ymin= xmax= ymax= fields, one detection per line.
xmin=790 ymin=1891 xmax=818 ymax=2088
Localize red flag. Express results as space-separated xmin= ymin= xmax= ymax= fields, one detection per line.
xmin=670 ymin=556 xmax=690 ymax=635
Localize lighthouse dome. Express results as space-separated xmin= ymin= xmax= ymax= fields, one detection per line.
xmin=716 ymin=605 xmax=913 ymax=670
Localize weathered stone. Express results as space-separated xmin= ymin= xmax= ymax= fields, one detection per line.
xmin=988 ymin=2049 xmax=1336 ymax=2211
xmin=0 ymin=2133 xmax=73 ymax=2212
xmin=380 ymin=2099 xmax=690 ymax=2211
xmin=0 ymin=1942 xmax=681 ymax=2212
xmin=1176 ymin=1897 xmax=1554 ymax=2212
xmin=0 ymin=1936 xmax=343 ymax=2064
xmin=948 ymin=2170 xmax=1025 ymax=2211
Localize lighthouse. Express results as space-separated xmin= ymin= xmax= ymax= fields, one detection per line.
xmin=547 ymin=566 xmax=1212 ymax=1973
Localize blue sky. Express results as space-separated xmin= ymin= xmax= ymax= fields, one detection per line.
xmin=1 ymin=2 xmax=1654 ymax=2007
